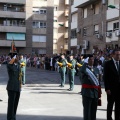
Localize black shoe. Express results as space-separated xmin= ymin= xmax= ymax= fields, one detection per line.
xmin=68 ymin=88 xmax=73 ymax=91
xmin=59 ymin=85 xmax=64 ymax=87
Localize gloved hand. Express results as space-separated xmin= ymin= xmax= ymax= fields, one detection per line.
xmin=84 ymin=57 xmax=89 ymax=63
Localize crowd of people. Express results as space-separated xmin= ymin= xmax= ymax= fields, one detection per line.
xmin=0 ymin=47 xmax=120 ymax=120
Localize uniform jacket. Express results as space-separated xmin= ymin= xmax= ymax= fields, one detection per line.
xmin=7 ymin=63 xmax=21 ymax=92
xmin=80 ymin=63 xmax=99 ymax=98
xmin=59 ymin=58 xmax=67 ymax=73
xmin=68 ymin=59 xmax=76 ymax=73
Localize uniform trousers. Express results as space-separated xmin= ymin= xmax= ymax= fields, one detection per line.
xmin=7 ymin=90 xmax=20 ymax=120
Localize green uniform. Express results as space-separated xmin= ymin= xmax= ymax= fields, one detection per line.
xmin=19 ymin=59 xmax=26 ymax=84
xmin=7 ymin=63 xmax=21 ymax=120
xmin=80 ymin=63 xmax=100 ymax=120
xmin=68 ymin=59 xmax=76 ymax=91
xmin=59 ymin=58 xmax=67 ymax=86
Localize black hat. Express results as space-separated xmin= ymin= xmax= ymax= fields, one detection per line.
xmin=8 ymin=52 xmax=18 ymax=58
xmin=83 ymin=54 xmax=93 ymax=59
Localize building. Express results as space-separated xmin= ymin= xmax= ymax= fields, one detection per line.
xmin=53 ymin=0 xmax=69 ymax=54
xmin=0 ymin=0 xmax=54 ymax=55
xmin=69 ymin=0 xmax=78 ymax=54
xmin=69 ymin=0 xmax=120 ymax=54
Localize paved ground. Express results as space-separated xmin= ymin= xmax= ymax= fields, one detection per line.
xmin=0 ymin=64 xmax=112 ymax=120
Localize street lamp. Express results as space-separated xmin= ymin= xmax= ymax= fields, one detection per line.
xmin=60 ymin=46 xmax=63 ymax=53
xmin=108 ymin=3 xmax=120 ymax=39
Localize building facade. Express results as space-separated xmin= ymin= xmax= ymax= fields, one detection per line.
xmin=0 ymin=0 xmax=54 ymax=55
xmin=53 ymin=0 xmax=69 ymax=54
xmin=69 ymin=0 xmax=120 ymax=54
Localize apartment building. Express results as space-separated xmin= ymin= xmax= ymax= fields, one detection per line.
xmin=69 ymin=0 xmax=78 ymax=54
xmin=106 ymin=0 xmax=120 ymax=49
xmin=69 ymin=0 xmax=120 ymax=54
xmin=53 ymin=0 xmax=69 ymax=54
xmin=0 ymin=0 xmax=54 ymax=55
xmin=74 ymin=0 xmax=107 ymax=54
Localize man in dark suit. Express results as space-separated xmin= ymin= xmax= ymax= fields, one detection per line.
xmin=103 ymin=49 xmax=120 ymax=120
xmin=7 ymin=55 xmax=22 ymax=120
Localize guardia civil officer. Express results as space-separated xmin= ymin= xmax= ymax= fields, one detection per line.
xmin=19 ymin=55 xmax=26 ymax=85
xmin=57 ymin=54 xmax=67 ymax=87
xmin=80 ymin=54 xmax=101 ymax=120
xmin=67 ymin=54 xmax=76 ymax=91
xmin=7 ymin=55 xmax=24 ymax=120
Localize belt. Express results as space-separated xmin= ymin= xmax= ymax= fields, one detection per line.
xmin=82 ymin=84 xmax=100 ymax=89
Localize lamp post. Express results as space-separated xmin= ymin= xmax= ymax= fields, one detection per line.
xmin=108 ymin=3 xmax=120 ymax=41
xmin=60 ymin=46 xmax=63 ymax=53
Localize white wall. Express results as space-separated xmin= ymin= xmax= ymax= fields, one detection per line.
xmin=70 ymin=38 xmax=77 ymax=46
xmin=71 ymin=13 xmax=77 ymax=29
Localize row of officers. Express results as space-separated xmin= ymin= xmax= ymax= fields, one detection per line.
xmin=4 ymin=49 xmax=120 ymax=120
xmin=57 ymin=50 xmax=120 ymax=120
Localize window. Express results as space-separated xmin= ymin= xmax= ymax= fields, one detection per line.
xmin=94 ymin=4 xmax=99 ymax=14
xmin=113 ymin=22 xmax=119 ymax=30
xmin=83 ymin=28 xmax=87 ymax=36
xmin=40 ymin=9 xmax=46 ymax=14
xmin=94 ymin=25 xmax=99 ymax=34
xmin=33 ymin=21 xmax=46 ymax=28
xmin=32 ymin=35 xmax=46 ymax=42
xmin=33 ymin=8 xmax=47 ymax=14
xmin=7 ymin=33 xmax=25 ymax=40
xmin=71 ymin=29 xmax=77 ymax=38
xmin=83 ymin=8 xmax=87 ymax=18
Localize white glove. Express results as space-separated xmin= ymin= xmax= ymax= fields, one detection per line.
xmin=84 ymin=57 xmax=89 ymax=63
xmin=13 ymin=55 xmax=16 ymax=59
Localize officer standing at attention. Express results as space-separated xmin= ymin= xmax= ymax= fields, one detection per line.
xmin=19 ymin=55 xmax=26 ymax=85
xmin=80 ymin=54 xmax=101 ymax=120
xmin=7 ymin=55 xmax=25 ymax=120
xmin=67 ymin=54 xmax=76 ymax=91
xmin=57 ymin=54 xmax=67 ymax=87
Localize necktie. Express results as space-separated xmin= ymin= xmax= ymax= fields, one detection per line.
xmin=116 ymin=62 xmax=119 ymax=71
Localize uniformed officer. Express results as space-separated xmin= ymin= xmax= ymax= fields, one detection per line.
xmin=80 ymin=54 xmax=101 ymax=120
xmin=7 ymin=55 xmax=25 ymax=120
xmin=19 ymin=55 xmax=26 ymax=85
xmin=57 ymin=54 xmax=67 ymax=87
xmin=67 ymin=54 xmax=76 ymax=91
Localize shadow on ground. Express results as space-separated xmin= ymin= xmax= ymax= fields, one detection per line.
xmin=0 ymin=114 xmax=107 ymax=120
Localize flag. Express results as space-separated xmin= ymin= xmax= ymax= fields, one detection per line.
xmin=10 ymin=39 xmax=17 ymax=53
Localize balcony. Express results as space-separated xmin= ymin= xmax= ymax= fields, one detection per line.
xmin=0 ymin=25 xmax=26 ymax=33
xmin=0 ymin=40 xmax=26 ymax=47
xmin=33 ymin=28 xmax=46 ymax=34
xmin=54 ymin=0 xmax=59 ymax=6
xmin=33 ymin=1 xmax=47 ymax=7
xmin=65 ymin=0 xmax=69 ymax=5
xmin=65 ymin=9 xmax=69 ymax=16
xmin=64 ymin=32 xmax=68 ymax=38
xmin=75 ymin=0 xmax=97 ymax=8
xmin=65 ymin=21 xmax=68 ymax=27
xmin=32 ymin=42 xmax=46 ymax=48
xmin=54 ymin=22 xmax=58 ymax=28
xmin=64 ymin=44 xmax=68 ymax=50
xmin=0 ymin=11 xmax=25 ymax=19
xmin=32 ymin=14 xmax=47 ymax=21
xmin=107 ymin=9 xmax=119 ymax=20
xmin=0 ymin=0 xmax=26 ymax=4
